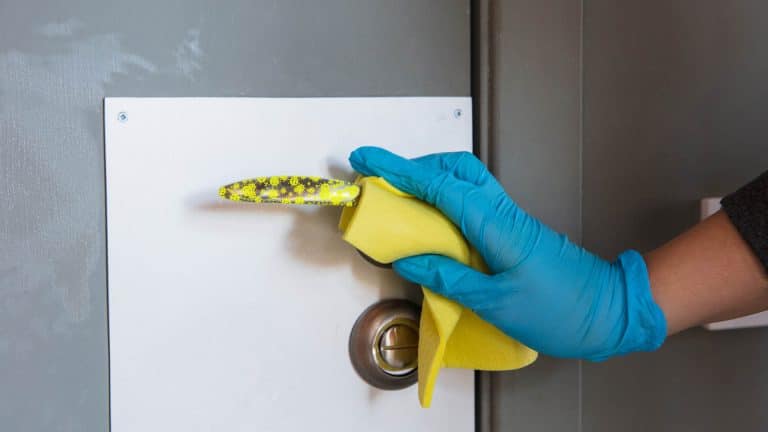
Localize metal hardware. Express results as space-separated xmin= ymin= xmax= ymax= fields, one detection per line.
xmin=219 ymin=176 xmax=359 ymax=206
xmin=349 ymin=299 xmax=420 ymax=390
xmin=377 ymin=318 xmax=418 ymax=375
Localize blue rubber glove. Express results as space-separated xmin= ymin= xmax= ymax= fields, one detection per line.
xmin=349 ymin=147 xmax=667 ymax=361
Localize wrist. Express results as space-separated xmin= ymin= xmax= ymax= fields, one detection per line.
xmin=585 ymin=250 xmax=666 ymax=361
xmin=614 ymin=250 xmax=667 ymax=357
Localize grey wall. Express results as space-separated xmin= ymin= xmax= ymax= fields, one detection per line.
xmin=0 ymin=2 xmax=469 ymax=431
xmin=489 ymin=0 xmax=768 ymax=431
xmin=582 ymin=1 xmax=768 ymax=431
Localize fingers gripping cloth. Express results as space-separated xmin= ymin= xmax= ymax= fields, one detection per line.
xmin=339 ymin=177 xmax=538 ymax=407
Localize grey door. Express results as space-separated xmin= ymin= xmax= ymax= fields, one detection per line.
xmin=0 ymin=2 xmax=469 ymax=430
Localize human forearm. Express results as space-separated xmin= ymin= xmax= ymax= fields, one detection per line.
xmin=645 ymin=210 xmax=768 ymax=334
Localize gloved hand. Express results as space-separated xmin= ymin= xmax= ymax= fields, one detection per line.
xmin=349 ymin=147 xmax=667 ymax=361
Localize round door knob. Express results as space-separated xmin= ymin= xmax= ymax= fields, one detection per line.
xmin=349 ymin=299 xmax=420 ymax=390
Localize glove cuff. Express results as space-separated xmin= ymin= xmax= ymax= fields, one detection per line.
xmin=614 ymin=249 xmax=667 ymax=356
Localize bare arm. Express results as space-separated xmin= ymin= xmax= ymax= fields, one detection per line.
xmin=646 ymin=210 xmax=768 ymax=334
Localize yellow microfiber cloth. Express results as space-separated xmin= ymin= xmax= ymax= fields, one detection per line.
xmin=339 ymin=177 xmax=538 ymax=407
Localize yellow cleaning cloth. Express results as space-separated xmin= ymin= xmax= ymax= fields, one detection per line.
xmin=340 ymin=177 xmax=537 ymax=407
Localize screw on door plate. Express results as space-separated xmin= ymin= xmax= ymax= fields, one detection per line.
xmin=118 ymin=112 xmax=128 ymax=123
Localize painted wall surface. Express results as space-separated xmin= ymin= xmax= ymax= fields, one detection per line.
xmin=582 ymin=2 xmax=768 ymax=431
xmin=0 ymin=2 xmax=469 ymax=430
xmin=490 ymin=0 xmax=768 ymax=431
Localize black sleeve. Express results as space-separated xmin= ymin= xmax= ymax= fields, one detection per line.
xmin=720 ymin=170 xmax=768 ymax=271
